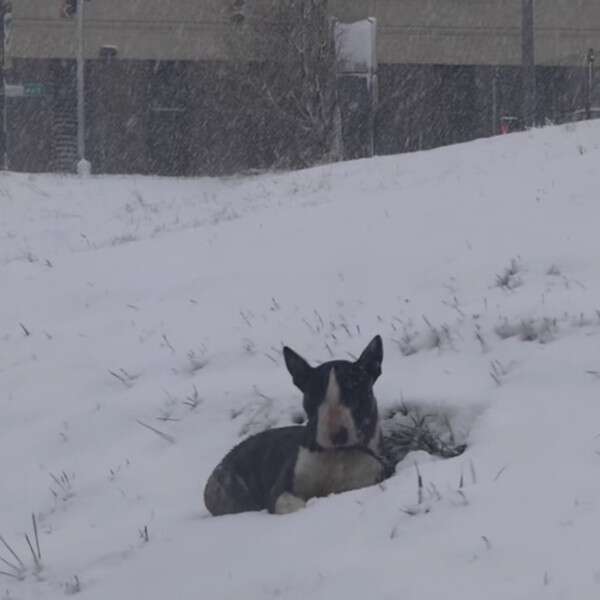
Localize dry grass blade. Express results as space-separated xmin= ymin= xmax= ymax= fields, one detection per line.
xmin=64 ymin=574 xmax=82 ymax=595
xmin=490 ymin=370 xmax=502 ymax=386
xmin=161 ymin=334 xmax=175 ymax=353
xmin=183 ymin=384 xmax=201 ymax=409
xmin=50 ymin=472 xmax=68 ymax=493
xmin=0 ymin=535 xmax=24 ymax=569
xmin=264 ymin=353 xmax=278 ymax=365
xmin=109 ymin=369 xmax=133 ymax=387
xmin=139 ymin=525 xmax=149 ymax=543
xmin=383 ymin=413 xmax=465 ymax=465
xmin=0 ymin=555 xmax=20 ymax=573
xmin=415 ymin=462 xmax=424 ymax=505
xmin=428 ymin=482 xmax=442 ymax=501
xmin=493 ymin=465 xmax=509 ymax=482
xmin=136 ymin=419 xmax=175 ymax=444
xmin=456 ymin=489 xmax=469 ymax=505
xmin=0 ymin=569 xmax=22 ymax=580
xmin=469 ymin=459 xmax=477 ymax=484
xmin=32 ymin=513 xmax=41 ymax=561
xmin=25 ymin=534 xmax=41 ymax=571
xmin=443 ymin=414 xmax=456 ymax=446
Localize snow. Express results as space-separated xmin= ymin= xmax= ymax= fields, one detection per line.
xmin=2 ymin=121 xmax=600 ymax=599
xmin=76 ymin=160 xmax=91 ymax=178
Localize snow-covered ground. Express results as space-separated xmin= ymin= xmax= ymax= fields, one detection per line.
xmin=2 ymin=122 xmax=600 ymax=600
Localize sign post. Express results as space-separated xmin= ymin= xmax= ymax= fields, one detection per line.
xmin=24 ymin=82 xmax=44 ymax=97
xmin=4 ymin=83 xmax=45 ymax=97
xmin=521 ymin=0 xmax=536 ymax=128
xmin=335 ymin=18 xmax=378 ymax=158
xmin=1 ymin=4 xmax=10 ymax=169
xmin=586 ymin=48 xmax=595 ymax=120
xmin=76 ymin=0 xmax=91 ymax=175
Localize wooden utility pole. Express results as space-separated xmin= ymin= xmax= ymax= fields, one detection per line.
xmin=521 ymin=0 xmax=536 ymax=128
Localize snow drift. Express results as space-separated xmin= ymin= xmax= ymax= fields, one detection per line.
xmin=2 ymin=121 xmax=600 ymax=599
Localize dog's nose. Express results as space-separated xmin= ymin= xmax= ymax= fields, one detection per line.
xmin=331 ymin=427 xmax=349 ymax=446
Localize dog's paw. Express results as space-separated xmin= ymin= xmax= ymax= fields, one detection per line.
xmin=274 ymin=492 xmax=307 ymax=515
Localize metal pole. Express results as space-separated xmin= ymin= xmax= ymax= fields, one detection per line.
xmin=76 ymin=0 xmax=90 ymax=174
xmin=368 ymin=18 xmax=377 ymax=157
xmin=586 ymin=48 xmax=595 ymax=120
xmin=491 ymin=67 xmax=498 ymax=135
xmin=2 ymin=70 xmax=6 ymax=170
xmin=521 ymin=0 xmax=536 ymax=128
xmin=1 ymin=5 xmax=8 ymax=170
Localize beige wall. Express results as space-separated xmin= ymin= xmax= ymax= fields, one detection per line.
xmin=8 ymin=0 xmax=600 ymax=66
xmin=9 ymin=0 xmax=231 ymax=61
xmin=372 ymin=0 xmax=600 ymax=66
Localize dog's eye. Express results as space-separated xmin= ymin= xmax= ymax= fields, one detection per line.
xmin=343 ymin=385 xmax=360 ymax=402
xmin=343 ymin=387 xmax=361 ymax=405
xmin=345 ymin=380 xmax=357 ymax=390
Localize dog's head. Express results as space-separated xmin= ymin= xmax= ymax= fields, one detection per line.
xmin=283 ymin=336 xmax=383 ymax=451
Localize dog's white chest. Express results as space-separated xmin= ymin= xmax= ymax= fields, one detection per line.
xmin=292 ymin=447 xmax=383 ymax=500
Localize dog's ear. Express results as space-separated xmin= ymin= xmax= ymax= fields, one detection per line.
xmin=356 ymin=335 xmax=383 ymax=381
xmin=283 ymin=346 xmax=313 ymax=391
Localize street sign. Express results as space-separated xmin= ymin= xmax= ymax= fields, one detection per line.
xmin=3 ymin=83 xmax=45 ymax=98
xmin=5 ymin=84 xmax=24 ymax=97
xmin=24 ymin=83 xmax=45 ymax=97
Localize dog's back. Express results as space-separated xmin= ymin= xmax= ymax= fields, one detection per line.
xmin=204 ymin=426 xmax=387 ymax=515
xmin=204 ymin=426 xmax=305 ymax=516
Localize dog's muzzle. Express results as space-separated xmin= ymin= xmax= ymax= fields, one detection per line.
xmin=330 ymin=427 xmax=349 ymax=447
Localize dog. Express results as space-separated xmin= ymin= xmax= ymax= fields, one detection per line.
xmin=204 ymin=335 xmax=391 ymax=515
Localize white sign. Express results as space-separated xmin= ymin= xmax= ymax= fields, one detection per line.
xmin=4 ymin=84 xmax=24 ymax=97
xmin=335 ymin=18 xmax=377 ymax=75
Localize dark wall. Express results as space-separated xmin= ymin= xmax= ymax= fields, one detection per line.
xmin=6 ymin=58 xmax=597 ymax=175
xmin=87 ymin=60 xmax=291 ymax=176
xmin=338 ymin=74 xmax=373 ymax=159
xmin=536 ymin=66 xmax=590 ymax=123
xmin=87 ymin=59 xmax=152 ymax=174
xmin=7 ymin=60 xmax=53 ymax=171
xmin=374 ymin=62 xmax=593 ymax=157
xmin=376 ymin=64 xmax=516 ymax=155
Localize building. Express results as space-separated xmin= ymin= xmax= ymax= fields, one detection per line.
xmin=4 ymin=1 xmax=600 ymax=174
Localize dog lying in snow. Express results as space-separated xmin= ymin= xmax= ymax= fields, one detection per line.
xmin=204 ymin=335 xmax=392 ymax=515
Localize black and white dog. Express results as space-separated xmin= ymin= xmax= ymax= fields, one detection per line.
xmin=204 ymin=335 xmax=391 ymax=515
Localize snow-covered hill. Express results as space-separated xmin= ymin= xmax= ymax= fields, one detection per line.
xmin=2 ymin=122 xmax=600 ymax=600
